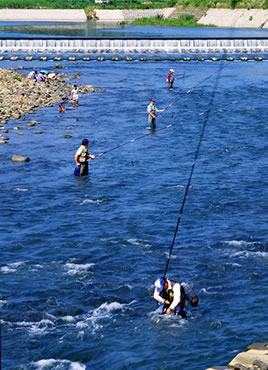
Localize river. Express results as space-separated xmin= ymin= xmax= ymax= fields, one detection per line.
xmin=0 ymin=23 xmax=267 ymax=370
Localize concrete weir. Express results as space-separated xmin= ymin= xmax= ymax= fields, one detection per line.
xmin=0 ymin=37 xmax=267 ymax=54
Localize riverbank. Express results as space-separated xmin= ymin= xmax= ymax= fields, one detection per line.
xmin=0 ymin=67 xmax=96 ymax=143
xmin=0 ymin=8 xmax=267 ymax=28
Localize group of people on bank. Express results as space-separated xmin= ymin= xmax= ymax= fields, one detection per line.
xmin=28 ymin=69 xmax=56 ymax=82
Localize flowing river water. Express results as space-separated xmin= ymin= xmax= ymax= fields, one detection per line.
xmin=0 ymin=24 xmax=267 ymax=370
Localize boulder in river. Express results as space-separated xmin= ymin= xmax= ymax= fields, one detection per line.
xmin=11 ymin=155 xmax=30 ymax=162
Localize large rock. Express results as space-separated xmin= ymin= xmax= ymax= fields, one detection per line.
xmin=206 ymin=343 xmax=268 ymax=370
xmin=228 ymin=348 xmax=268 ymax=369
xmin=11 ymin=155 xmax=30 ymax=162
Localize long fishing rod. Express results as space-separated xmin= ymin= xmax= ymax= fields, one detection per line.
xmin=163 ymin=60 xmax=226 ymax=279
xmin=95 ymin=122 xmax=174 ymax=158
xmin=162 ymin=14 xmax=240 ymax=279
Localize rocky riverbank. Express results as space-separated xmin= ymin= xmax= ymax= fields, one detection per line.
xmin=206 ymin=342 xmax=268 ymax=370
xmin=0 ymin=67 xmax=97 ymax=144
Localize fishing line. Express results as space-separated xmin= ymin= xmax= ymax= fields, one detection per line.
xmin=163 ymin=59 xmax=226 ymax=279
xmin=161 ymin=15 xmax=240 ymax=279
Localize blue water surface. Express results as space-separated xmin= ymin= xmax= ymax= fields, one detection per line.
xmin=0 ymin=48 xmax=267 ymax=369
xmin=0 ymin=22 xmax=268 ymax=38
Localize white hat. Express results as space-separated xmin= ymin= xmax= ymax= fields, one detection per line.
xmin=170 ymin=69 xmax=174 ymax=72
xmin=154 ymin=278 xmax=165 ymax=292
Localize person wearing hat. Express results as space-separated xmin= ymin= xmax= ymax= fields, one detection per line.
xmin=167 ymin=69 xmax=176 ymax=90
xmin=154 ymin=277 xmax=199 ymax=317
xmin=74 ymin=139 xmax=95 ymax=176
xmin=147 ymin=98 xmax=165 ymax=129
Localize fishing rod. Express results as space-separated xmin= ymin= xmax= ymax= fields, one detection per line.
xmin=163 ymin=60 xmax=227 ymax=278
xmin=95 ymin=122 xmax=174 ymax=159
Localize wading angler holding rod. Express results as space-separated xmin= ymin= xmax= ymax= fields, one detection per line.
xmin=94 ymin=64 xmax=232 ymax=160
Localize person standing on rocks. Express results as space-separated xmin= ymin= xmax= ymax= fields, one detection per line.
xmin=74 ymin=138 xmax=95 ymax=176
xmin=147 ymin=98 xmax=165 ymax=130
xmin=19 ymin=93 xmax=24 ymax=108
xmin=71 ymin=84 xmax=81 ymax=108
xmin=167 ymin=69 xmax=176 ymax=90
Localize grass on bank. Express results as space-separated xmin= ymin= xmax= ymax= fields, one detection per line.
xmin=132 ymin=13 xmax=215 ymax=26
xmin=0 ymin=0 xmax=267 ymax=9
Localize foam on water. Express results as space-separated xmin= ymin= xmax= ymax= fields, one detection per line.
xmin=0 ymin=261 xmax=25 ymax=273
xmin=79 ymin=198 xmax=106 ymax=205
xmin=229 ymin=250 xmax=268 ymax=259
xmin=225 ymin=240 xmax=261 ymax=247
xmin=127 ymin=238 xmax=151 ymax=247
xmin=32 ymin=359 xmax=86 ymax=370
xmin=65 ymin=263 xmax=95 ymax=276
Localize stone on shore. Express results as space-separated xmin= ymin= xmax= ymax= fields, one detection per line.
xmin=206 ymin=343 xmax=268 ymax=370
xmin=228 ymin=348 xmax=268 ymax=369
xmin=11 ymin=155 xmax=30 ymax=162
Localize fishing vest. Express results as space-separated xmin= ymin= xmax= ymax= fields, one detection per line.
xmin=148 ymin=103 xmax=156 ymax=114
xmin=78 ymin=146 xmax=88 ymax=163
xmin=160 ymin=280 xmax=185 ymax=304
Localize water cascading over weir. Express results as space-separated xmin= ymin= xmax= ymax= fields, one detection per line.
xmin=0 ymin=37 xmax=267 ymax=54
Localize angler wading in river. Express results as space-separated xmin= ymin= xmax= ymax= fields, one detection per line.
xmin=74 ymin=139 xmax=96 ymax=176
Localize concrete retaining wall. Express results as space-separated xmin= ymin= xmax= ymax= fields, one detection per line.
xmin=0 ymin=9 xmax=87 ymax=22
xmin=198 ymin=9 xmax=268 ymax=29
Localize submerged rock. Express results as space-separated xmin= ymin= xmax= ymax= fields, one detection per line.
xmin=11 ymin=154 xmax=30 ymax=162
xmin=26 ymin=120 xmax=40 ymax=127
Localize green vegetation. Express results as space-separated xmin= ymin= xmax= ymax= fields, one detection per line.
xmin=0 ymin=0 xmax=177 ymax=10
xmin=132 ymin=13 xmax=213 ymax=26
xmin=179 ymin=0 xmax=267 ymax=8
xmin=0 ymin=0 xmax=266 ymax=10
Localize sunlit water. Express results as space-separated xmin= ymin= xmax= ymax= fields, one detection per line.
xmin=0 ymin=49 xmax=267 ymax=369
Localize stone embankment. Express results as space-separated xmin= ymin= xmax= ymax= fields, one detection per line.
xmin=198 ymin=9 xmax=268 ymax=28
xmin=206 ymin=342 xmax=268 ymax=370
xmin=94 ymin=8 xmax=175 ymax=23
xmin=93 ymin=7 xmax=268 ymax=28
